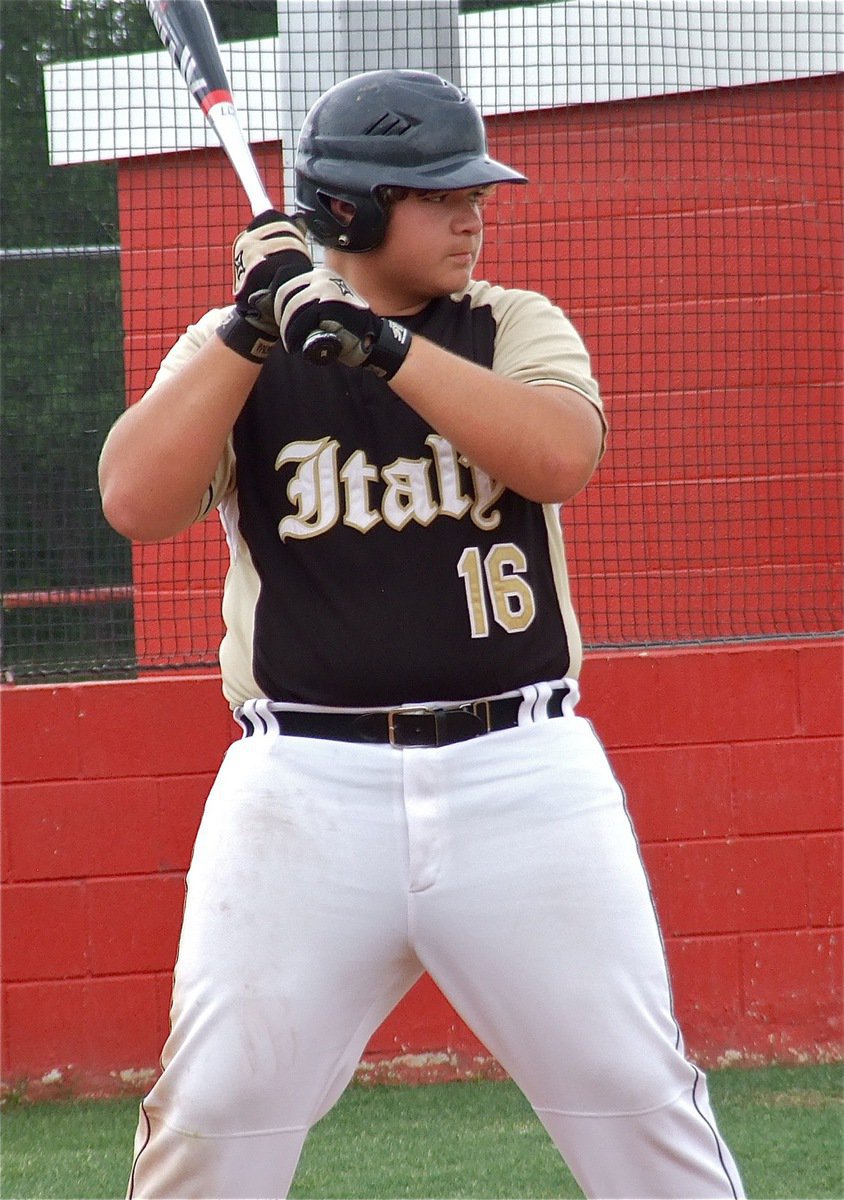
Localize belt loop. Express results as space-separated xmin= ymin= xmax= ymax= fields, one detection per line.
xmin=236 ymin=699 xmax=265 ymax=737
xmin=233 ymin=705 xmax=253 ymax=737
xmin=533 ymin=681 xmax=554 ymax=722
xmin=516 ymin=684 xmax=539 ymax=726
xmin=254 ymin=699 xmax=277 ymax=736
xmin=561 ymin=678 xmax=579 ymax=715
xmin=237 ymin=699 xmax=278 ymax=738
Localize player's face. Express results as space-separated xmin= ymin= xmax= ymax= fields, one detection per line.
xmin=371 ymin=186 xmax=493 ymax=309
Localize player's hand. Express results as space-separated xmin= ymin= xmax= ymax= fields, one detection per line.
xmin=274 ymin=268 xmax=412 ymax=380
xmin=232 ymin=211 xmax=311 ymax=332
xmin=217 ymin=211 xmax=312 ymax=363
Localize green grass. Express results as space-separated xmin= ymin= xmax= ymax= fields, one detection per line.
xmin=1 ymin=1064 xmax=841 ymax=1199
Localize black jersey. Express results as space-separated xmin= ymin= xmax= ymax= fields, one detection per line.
xmin=156 ymin=280 xmax=603 ymax=707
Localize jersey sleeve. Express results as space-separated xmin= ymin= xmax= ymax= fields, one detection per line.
xmin=151 ymin=307 xmax=237 ymax=521
xmin=470 ymin=281 xmax=606 ymax=442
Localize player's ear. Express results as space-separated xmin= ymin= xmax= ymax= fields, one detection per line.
xmin=328 ymin=198 xmax=356 ymax=227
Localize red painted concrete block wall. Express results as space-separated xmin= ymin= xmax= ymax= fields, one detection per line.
xmin=2 ymin=641 xmax=841 ymax=1093
xmin=586 ymin=641 xmax=844 ymax=1065
xmin=1 ymin=675 xmax=232 ymax=1092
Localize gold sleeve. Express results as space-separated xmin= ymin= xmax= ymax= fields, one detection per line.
xmin=151 ymin=307 xmax=236 ymax=520
xmin=469 ymin=280 xmax=605 ymax=442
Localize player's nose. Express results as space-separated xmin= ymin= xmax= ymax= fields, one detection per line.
xmin=450 ymin=194 xmax=484 ymax=233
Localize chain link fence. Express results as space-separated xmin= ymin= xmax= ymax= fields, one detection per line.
xmin=2 ymin=0 xmax=841 ymax=681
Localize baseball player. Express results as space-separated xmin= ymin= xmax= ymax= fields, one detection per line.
xmin=99 ymin=70 xmax=745 ymax=1199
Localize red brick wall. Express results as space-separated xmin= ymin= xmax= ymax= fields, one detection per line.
xmin=2 ymin=641 xmax=841 ymax=1095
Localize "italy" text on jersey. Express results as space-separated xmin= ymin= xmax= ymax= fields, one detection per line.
xmin=275 ymin=433 xmax=506 ymax=540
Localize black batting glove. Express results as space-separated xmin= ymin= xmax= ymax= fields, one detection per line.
xmin=274 ymin=268 xmax=412 ymax=381
xmin=217 ymin=210 xmax=312 ymax=364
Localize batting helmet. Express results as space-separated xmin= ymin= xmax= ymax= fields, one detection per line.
xmin=294 ymin=70 xmax=527 ymax=252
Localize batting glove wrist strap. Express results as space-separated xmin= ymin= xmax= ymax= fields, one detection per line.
xmin=275 ymin=269 xmax=412 ymax=380
xmin=364 ymin=317 xmax=413 ymax=380
xmin=216 ymin=310 xmax=278 ymax=364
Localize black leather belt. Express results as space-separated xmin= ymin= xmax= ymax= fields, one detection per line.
xmin=242 ymin=687 xmax=569 ymax=748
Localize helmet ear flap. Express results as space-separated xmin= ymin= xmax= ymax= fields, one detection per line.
xmin=296 ymin=181 xmax=390 ymax=253
xmin=303 ymin=188 xmax=347 ymax=247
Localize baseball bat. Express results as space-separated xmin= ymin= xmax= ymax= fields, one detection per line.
xmin=145 ymin=0 xmax=342 ymax=363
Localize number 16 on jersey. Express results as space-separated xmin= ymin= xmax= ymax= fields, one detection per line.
xmin=457 ymin=543 xmax=536 ymax=638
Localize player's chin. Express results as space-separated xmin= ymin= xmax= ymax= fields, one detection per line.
xmin=438 ymin=257 xmax=476 ymax=293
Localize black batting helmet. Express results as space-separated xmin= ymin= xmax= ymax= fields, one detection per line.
xmin=294 ymin=69 xmax=527 ymax=253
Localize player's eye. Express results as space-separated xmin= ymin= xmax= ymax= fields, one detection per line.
xmin=417 ymin=187 xmax=493 ymax=208
xmin=471 ymin=187 xmax=495 ymax=205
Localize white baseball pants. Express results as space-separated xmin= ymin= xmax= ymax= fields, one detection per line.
xmin=128 ymin=683 xmax=744 ymax=1199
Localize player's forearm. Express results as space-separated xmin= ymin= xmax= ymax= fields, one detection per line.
xmin=99 ymin=336 xmax=261 ymax=542
xmin=389 ymin=334 xmax=604 ymax=503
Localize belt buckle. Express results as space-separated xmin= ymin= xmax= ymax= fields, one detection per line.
xmin=387 ymin=706 xmax=435 ymax=748
xmin=470 ymin=698 xmax=492 ymax=732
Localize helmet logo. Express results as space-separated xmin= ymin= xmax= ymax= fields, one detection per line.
xmin=364 ymin=111 xmax=419 ymax=137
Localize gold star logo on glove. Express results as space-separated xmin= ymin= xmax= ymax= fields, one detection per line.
xmin=330 ymin=276 xmax=356 ymax=298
